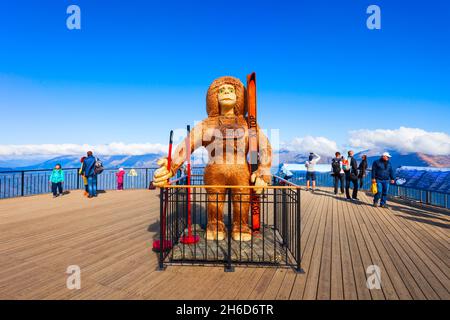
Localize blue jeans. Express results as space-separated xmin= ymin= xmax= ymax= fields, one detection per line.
xmin=374 ymin=180 xmax=389 ymax=205
xmin=87 ymin=175 xmax=97 ymax=197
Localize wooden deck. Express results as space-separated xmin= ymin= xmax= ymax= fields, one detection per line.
xmin=0 ymin=188 xmax=448 ymax=300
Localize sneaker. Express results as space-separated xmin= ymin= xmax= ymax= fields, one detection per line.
xmin=373 ymin=202 xmax=379 ymax=208
xmin=88 ymin=195 xmax=93 ymax=198
xmin=53 ymin=195 xmax=57 ymax=198
xmin=352 ymin=197 xmax=359 ymax=201
xmin=380 ymin=204 xmax=389 ymax=209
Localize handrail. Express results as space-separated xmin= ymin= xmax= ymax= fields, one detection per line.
xmin=161 ymin=184 xmax=301 ymax=189
xmin=0 ymin=167 xmax=160 ymax=174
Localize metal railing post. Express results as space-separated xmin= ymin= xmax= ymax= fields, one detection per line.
xmin=225 ymin=188 xmax=234 ymax=272
xmin=296 ymin=188 xmax=304 ymax=273
xmin=21 ymin=171 xmax=25 ymax=196
xmin=158 ymin=187 xmax=165 ymax=270
xmin=76 ymin=169 xmax=80 ymax=190
xmin=282 ymin=188 xmax=287 ymax=246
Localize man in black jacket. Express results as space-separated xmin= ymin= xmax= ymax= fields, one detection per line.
xmin=358 ymin=154 xmax=368 ymax=188
xmin=344 ymin=150 xmax=359 ymax=200
xmin=331 ymin=152 xmax=345 ymax=195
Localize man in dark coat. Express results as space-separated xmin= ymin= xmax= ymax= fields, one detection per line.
xmin=80 ymin=151 xmax=97 ymax=198
xmin=344 ymin=150 xmax=359 ymax=200
xmin=372 ymin=152 xmax=395 ymax=208
xmin=331 ymin=152 xmax=345 ymax=195
xmin=358 ymin=154 xmax=368 ymax=188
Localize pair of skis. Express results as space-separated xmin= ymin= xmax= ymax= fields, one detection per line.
xmin=247 ymin=72 xmax=261 ymax=232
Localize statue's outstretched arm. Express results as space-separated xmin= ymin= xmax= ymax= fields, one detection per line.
xmin=153 ymin=121 xmax=204 ymax=186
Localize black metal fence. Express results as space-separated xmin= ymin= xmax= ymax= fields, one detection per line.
xmin=0 ymin=168 xmax=158 ymax=199
xmin=157 ymin=176 xmax=302 ymax=272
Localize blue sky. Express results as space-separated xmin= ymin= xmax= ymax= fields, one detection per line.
xmin=0 ymin=0 xmax=449 ymax=155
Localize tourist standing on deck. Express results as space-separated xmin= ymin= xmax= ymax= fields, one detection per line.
xmin=358 ymin=154 xmax=368 ymax=188
xmin=81 ymin=151 xmax=97 ymax=198
xmin=305 ymin=152 xmax=320 ymax=192
xmin=343 ymin=150 xmax=359 ymax=200
xmin=331 ymin=152 xmax=345 ymax=195
xmin=372 ymin=152 xmax=395 ymax=208
xmin=79 ymin=157 xmax=89 ymax=197
xmin=116 ymin=168 xmax=125 ymax=191
xmin=49 ymin=164 xmax=64 ymax=198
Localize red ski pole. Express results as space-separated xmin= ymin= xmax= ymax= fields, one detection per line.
xmin=181 ymin=125 xmax=199 ymax=244
xmin=152 ymin=130 xmax=174 ymax=252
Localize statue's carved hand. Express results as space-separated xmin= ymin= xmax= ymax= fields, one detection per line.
xmin=251 ymin=172 xmax=268 ymax=195
xmin=153 ymin=158 xmax=174 ymax=187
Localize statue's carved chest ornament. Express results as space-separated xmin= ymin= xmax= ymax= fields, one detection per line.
xmin=218 ymin=117 xmax=246 ymax=141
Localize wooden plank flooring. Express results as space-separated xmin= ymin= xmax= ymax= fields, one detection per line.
xmin=0 ymin=188 xmax=448 ymax=300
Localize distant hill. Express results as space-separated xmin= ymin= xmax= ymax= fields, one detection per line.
xmin=276 ymin=149 xmax=450 ymax=170
xmin=277 ymin=150 xmax=333 ymax=165
xmin=1 ymin=149 xmax=449 ymax=171
xmin=12 ymin=153 xmax=163 ymax=170
xmin=354 ymin=150 xmax=450 ymax=170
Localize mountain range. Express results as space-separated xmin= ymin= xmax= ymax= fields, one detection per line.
xmin=0 ymin=149 xmax=449 ymax=171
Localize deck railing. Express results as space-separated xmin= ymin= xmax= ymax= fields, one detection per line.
xmin=0 ymin=167 xmax=158 ymax=199
xmin=288 ymin=171 xmax=450 ymax=210
xmin=1 ymin=166 xmax=449 ymax=209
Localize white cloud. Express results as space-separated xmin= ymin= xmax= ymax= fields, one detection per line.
xmin=349 ymin=127 xmax=450 ymax=156
xmin=281 ymin=136 xmax=339 ymax=156
xmin=0 ymin=142 xmax=167 ymax=157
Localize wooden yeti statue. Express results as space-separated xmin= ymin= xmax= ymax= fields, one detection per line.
xmin=153 ymin=76 xmax=272 ymax=242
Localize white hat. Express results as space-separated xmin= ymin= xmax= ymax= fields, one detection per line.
xmin=382 ymin=152 xmax=392 ymax=158
xmin=119 ymin=167 xmax=124 ymax=171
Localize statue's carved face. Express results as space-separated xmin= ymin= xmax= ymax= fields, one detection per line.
xmin=218 ymin=84 xmax=237 ymax=110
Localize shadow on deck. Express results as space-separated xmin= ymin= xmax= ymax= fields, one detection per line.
xmin=0 ymin=188 xmax=448 ymax=300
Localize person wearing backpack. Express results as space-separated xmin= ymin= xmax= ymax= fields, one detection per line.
xmin=331 ymin=152 xmax=345 ymax=195
xmin=81 ymin=151 xmax=98 ymax=198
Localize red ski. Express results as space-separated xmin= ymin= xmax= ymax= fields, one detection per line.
xmin=247 ymin=72 xmax=261 ymax=232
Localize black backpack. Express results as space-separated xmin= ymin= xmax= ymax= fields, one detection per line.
xmin=94 ymin=158 xmax=104 ymax=175
xmin=332 ymin=159 xmax=341 ymax=175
